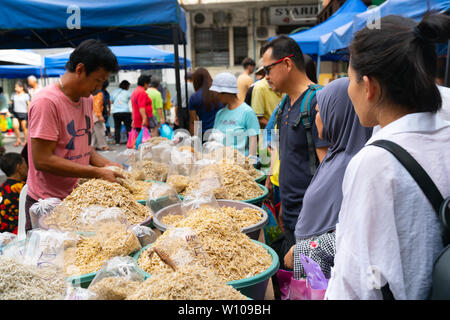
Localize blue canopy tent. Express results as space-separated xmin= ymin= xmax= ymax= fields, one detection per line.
xmin=319 ymin=0 xmax=450 ymax=85
xmin=287 ymin=0 xmax=367 ymax=80
xmin=0 ymin=0 xmax=189 ymax=108
xmin=0 ymin=65 xmax=64 ymax=79
xmin=45 ymin=45 xmax=191 ymax=71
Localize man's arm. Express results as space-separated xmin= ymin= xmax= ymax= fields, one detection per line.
xmin=158 ymin=108 xmax=165 ymax=124
xmin=31 ymin=138 xmax=123 ymax=182
xmin=258 ymin=116 xmax=268 ymax=129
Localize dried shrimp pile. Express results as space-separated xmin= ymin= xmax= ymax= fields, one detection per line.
xmin=182 ymin=161 xmax=264 ymax=200
xmin=0 ymin=256 xmax=67 ymax=300
xmin=64 ymin=222 xmax=141 ymax=277
xmin=127 ymin=264 xmax=246 ymax=300
xmin=42 ymin=179 xmax=151 ymax=231
xmin=131 ymin=160 xmax=169 ymax=182
xmin=203 ymin=146 xmax=261 ymax=178
xmin=138 ymin=209 xmax=272 ymax=282
xmin=89 ymin=277 xmax=142 ymax=300
xmin=161 ymin=206 xmax=263 ymax=230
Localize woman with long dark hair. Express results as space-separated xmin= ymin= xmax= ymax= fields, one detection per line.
xmin=10 ymin=81 xmax=30 ymax=147
xmin=326 ymin=13 xmax=450 ymax=300
xmin=188 ymin=68 xmax=223 ymax=136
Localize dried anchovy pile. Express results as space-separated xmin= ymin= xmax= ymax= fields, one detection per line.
xmin=182 ymin=161 xmax=264 ymax=201
xmin=203 ymin=146 xmax=261 ymax=178
xmin=166 ymin=175 xmax=190 ymax=193
xmin=138 ymin=209 xmax=272 ymax=282
xmin=89 ymin=277 xmax=142 ymax=300
xmin=64 ymin=222 xmax=141 ymax=277
xmin=42 ymin=179 xmax=151 ymax=230
xmin=0 ymin=257 xmax=67 ymax=300
xmin=161 ymin=206 xmax=263 ymax=230
xmin=131 ymin=161 xmax=169 ymax=182
xmin=127 ymin=264 xmax=246 ymax=300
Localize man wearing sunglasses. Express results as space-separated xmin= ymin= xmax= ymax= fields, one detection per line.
xmin=261 ymin=35 xmax=330 ymax=269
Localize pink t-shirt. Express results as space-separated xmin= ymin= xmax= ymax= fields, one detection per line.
xmin=27 ymin=83 xmax=93 ymax=200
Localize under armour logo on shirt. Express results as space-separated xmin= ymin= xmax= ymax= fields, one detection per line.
xmin=65 ymin=116 xmax=92 ymax=150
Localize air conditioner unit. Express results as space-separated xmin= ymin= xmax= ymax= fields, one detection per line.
xmin=192 ymin=11 xmax=213 ymax=27
xmin=255 ymin=26 xmax=269 ymax=41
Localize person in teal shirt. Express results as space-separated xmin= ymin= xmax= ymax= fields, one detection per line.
xmin=210 ymin=72 xmax=260 ymax=157
xmin=146 ymin=78 xmax=164 ymax=124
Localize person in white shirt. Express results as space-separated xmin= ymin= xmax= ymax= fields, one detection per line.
xmin=326 ymin=14 xmax=450 ymax=300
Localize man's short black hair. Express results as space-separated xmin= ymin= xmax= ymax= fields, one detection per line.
xmin=65 ymin=39 xmax=119 ymax=76
xmin=0 ymin=87 xmax=3 ymax=94
xmin=0 ymin=153 xmax=24 ymax=177
xmin=261 ymin=35 xmax=305 ymax=72
xmin=242 ymin=57 xmax=256 ymax=69
xmin=137 ymin=75 xmax=151 ymax=87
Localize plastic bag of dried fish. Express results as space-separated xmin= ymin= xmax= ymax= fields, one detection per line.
xmin=146 ymin=183 xmax=181 ymax=214
xmin=79 ymin=206 xmax=129 ymax=230
xmin=166 ymin=175 xmax=190 ymax=194
xmin=29 ymin=198 xmax=62 ymax=229
xmin=115 ymin=148 xmax=139 ymax=168
xmin=181 ymin=189 xmax=220 ymax=216
xmin=23 ymin=229 xmax=79 ymax=275
xmin=168 ymin=147 xmax=194 ymax=177
xmin=149 ymin=227 xmax=210 ymax=270
xmin=131 ymin=225 xmax=157 ymax=247
xmin=150 ymin=141 xmax=172 ymax=164
xmin=88 ymin=256 xmax=145 ymax=300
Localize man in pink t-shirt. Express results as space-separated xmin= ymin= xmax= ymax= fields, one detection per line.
xmin=131 ymin=75 xmax=158 ymax=137
xmin=25 ymin=39 xmax=123 ymax=231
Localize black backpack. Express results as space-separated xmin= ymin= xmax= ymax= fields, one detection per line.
xmin=370 ymin=139 xmax=450 ymax=300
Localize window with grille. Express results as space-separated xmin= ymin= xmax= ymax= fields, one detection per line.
xmin=233 ymin=27 xmax=248 ymax=66
xmin=194 ymin=28 xmax=229 ymax=67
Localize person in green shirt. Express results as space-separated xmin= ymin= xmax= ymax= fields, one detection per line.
xmin=146 ymin=78 xmax=164 ymax=125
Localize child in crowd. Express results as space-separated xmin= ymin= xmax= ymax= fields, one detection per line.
xmin=0 ymin=153 xmax=27 ymax=234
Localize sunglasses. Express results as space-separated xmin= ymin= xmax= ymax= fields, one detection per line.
xmin=263 ymin=54 xmax=294 ymax=75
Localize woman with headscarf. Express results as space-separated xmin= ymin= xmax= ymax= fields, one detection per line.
xmin=284 ymin=77 xmax=372 ymax=279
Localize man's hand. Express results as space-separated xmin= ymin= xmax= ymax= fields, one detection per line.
xmin=96 ymin=167 xmax=125 ymax=183
xmin=265 ymin=177 xmax=274 ymax=203
xmin=104 ymin=162 xmax=124 ymax=169
xmin=284 ymin=245 xmax=295 ymax=270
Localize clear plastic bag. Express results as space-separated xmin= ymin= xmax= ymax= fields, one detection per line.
xmin=150 ymin=142 xmax=173 ymax=164
xmin=65 ymin=286 xmax=98 ymax=300
xmin=0 ymin=238 xmax=25 ymax=262
xmin=168 ymin=148 xmax=194 ymax=177
xmin=138 ymin=142 xmax=154 ymax=165
xmin=29 ymin=198 xmax=62 ymax=229
xmin=79 ymin=206 xmax=129 ymax=230
xmin=146 ymin=183 xmax=181 ymax=214
xmin=0 ymin=232 xmax=17 ymax=248
xmin=172 ymin=130 xmax=191 ymax=145
xmin=151 ymin=227 xmax=210 ymax=270
xmin=181 ymin=189 xmax=220 ymax=215
xmin=131 ymin=225 xmax=157 ymax=247
xmin=115 ymin=148 xmax=139 ymax=168
xmin=23 ymin=229 xmax=79 ymax=274
xmin=88 ymin=256 xmax=145 ymax=300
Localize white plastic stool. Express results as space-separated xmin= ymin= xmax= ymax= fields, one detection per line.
xmin=17 ymin=184 xmax=28 ymax=241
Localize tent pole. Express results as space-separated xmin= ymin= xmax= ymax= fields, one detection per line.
xmin=316 ymin=55 xmax=321 ymax=84
xmin=173 ymin=25 xmax=182 ymax=124
xmin=445 ymin=39 xmax=450 ymax=87
xmin=183 ymin=42 xmax=188 ymax=109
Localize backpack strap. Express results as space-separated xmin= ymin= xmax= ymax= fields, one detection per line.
xmin=296 ymin=84 xmax=323 ymax=176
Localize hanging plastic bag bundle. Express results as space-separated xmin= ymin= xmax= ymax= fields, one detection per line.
xmin=87 ymin=256 xmax=146 ymax=300
xmin=127 ymin=128 xmax=139 ymax=149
